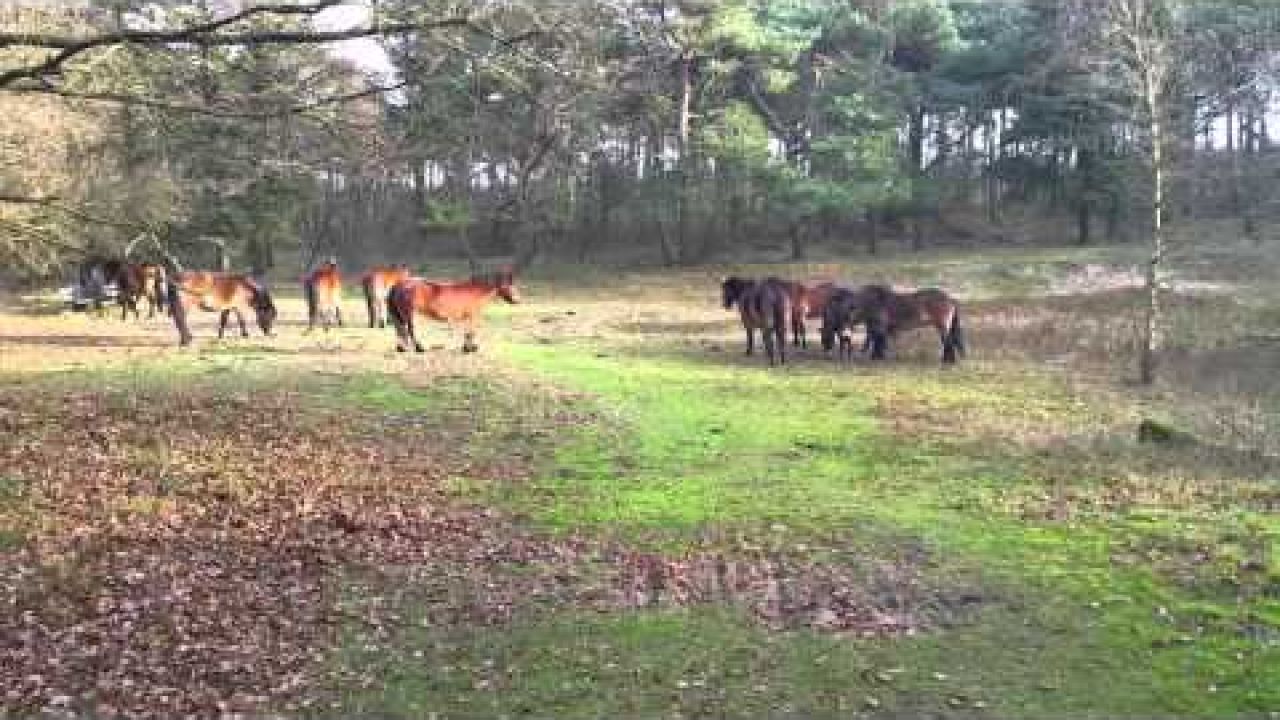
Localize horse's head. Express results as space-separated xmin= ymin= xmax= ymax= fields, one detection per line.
xmin=721 ymin=276 xmax=750 ymax=309
xmin=494 ymin=268 xmax=520 ymax=304
xmin=251 ymin=286 xmax=278 ymax=336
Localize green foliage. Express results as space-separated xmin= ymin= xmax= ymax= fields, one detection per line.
xmin=420 ymin=198 xmax=472 ymax=233
xmin=698 ymin=101 xmax=771 ymax=169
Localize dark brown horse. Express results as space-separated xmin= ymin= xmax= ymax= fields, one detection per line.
xmin=302 ymin=258 xmax=343 ymax=332
xmin=386 ymin=269 xmax=519 ymax=353
xmin=721 ymin=275 xmax=791 ymax=366
xmin=116 ymin=262 xmax=167 ymax=320
xmin=361 ymin=265 xmax=411 ymax=328
xmin=167 ymin=271 xmax=277 ymax=346
xmin=822 ymin=284 xmax=965 ymax=364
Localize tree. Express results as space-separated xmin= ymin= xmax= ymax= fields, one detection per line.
xmin=1097 ymin=0 xmax=1177 ymax=383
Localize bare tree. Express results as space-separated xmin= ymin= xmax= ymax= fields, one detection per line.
xmin=1103 ymin=0 xmax=1175 ymax=384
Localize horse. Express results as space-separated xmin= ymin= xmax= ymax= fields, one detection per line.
xmin=780 ymin=280 xmax=842 ymax=348
xmin=819 ymin=286 xmax=878 ymax=362
xmin=75 ymin=257 xmax=125 ymax=315
xmin=167 ymin=271 xmax=277 ymax=347
xmin=361 ymin=265 xmax=411 ymax=329
xmin=386 ymin=268 xmax=519 ymax=353
xmin=721 ymin=275 xmax=791 ymax=366
xmin=302 ymin=258 xmax=343 ymax=332
xmin=116 ymin=262 xmax=167 ymax=320
xmin=822 ymin=284 xmax=965 ymax=364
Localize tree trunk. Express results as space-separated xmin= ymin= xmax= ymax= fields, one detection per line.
xmin=867 ymin=209 xmax=879 ymax=256
xmin=789 ymin=222 xmax=806 ymax=261
xmin=909 ymin=105 xmax=926 ymax=251
xmin=1139 ymin=67 xmax=1164 ymax=386
xmin=675 ymin=54 xmax=695 ymax=264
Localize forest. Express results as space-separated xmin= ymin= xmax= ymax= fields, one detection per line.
xmin=1 ymin=1 xmax=1279 ymax=718
xmin=2 ymin=0 xmax=1275 ymax=273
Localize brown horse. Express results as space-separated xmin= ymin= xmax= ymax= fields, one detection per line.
xmin=780 ymin=280 xmax=842 ymax=348
xmin=386 ymin=269 xmax=519 ymax=353
xmin=116 ymin=262 xmax=167 ymax=320
xmin=302 ymin=258 xmax=343 ymax=332
xmin=361 ymin=265 xmax=411 ymax=329
xmin=167 ymin=271 xmax=277 ymax=346
xmin=721 ymin=275 xmax=791 ymax=366
xmin=822 ymin=284 xmax=965 ymax=364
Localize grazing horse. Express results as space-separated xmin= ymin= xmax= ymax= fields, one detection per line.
xmin=167 ymin=271 xmax=277 ymax=347
xmin=780 ymin=280 xmax=842 ymax=348
xmin=302 ymin=258 xmax=343 ymax=332
xmin=386 ymin=269 xmax=519 ymax=353
xmin=823 ymin=284 xmax=965 ymax=364
xmin=116 ymin=262 xmax=167 ymax=320
xmin=721 ymin=275 xmax=791 ymax=366
xmin=361 ymin=265 xmax=411 ymax=329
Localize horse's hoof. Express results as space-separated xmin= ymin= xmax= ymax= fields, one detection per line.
xmin=414 ymin=345 xmax=425 ymax=353
xmin=462 ymin=345 xmax=478 ymax=354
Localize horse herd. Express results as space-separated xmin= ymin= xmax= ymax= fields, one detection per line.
xmin=720 ymin=275 xmax=966 ymax=366
xmin=70 ymin=258 xmax=963 ymax=365
xmin=73 ymin=258 xmax=521 ymax=352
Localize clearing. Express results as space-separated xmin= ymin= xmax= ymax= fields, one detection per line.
xmin=1 ymin=241 xmax=1278 ymax=718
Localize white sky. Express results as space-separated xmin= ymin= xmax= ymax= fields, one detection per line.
xmin=313 ymin=2 xmax=396 ymax=79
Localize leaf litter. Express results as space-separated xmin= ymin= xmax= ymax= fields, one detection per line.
xmin=0 ymin=379 xmax=966 ymax=717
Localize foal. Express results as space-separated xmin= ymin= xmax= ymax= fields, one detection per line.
xmin=386 ymin=269 xmax=520 ymax=353
xmin=721 ymin=275 xmax=791 ymax=366
xmin=168 ymin=271 xmax=277 ymax=346
xmin=116 ymin=262 xmax=167 ymax=320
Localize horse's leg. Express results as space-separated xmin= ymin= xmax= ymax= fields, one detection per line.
xmin=762 ymin=323 xmax=780 ymax=366
xmin=405 ymin=313 xmax=424 ymax=353
xmin=744 ymin=327 xmax=754 ymax=356
xmin=218 ymin=309 xmax=230 ymax=339
xmin=235 ymin=308 xmax=249 ymax=338
xmin=335 ymin=304 xmax=344 ymax=328
xmin=939 ymin=319 xmax=957 ymax=364
xmin=775 ymin=323 xmax=787 ymax=365
xmin=870 ymin=331 xmax=889 ymax=361
xmin=392 ymin=314 xmax=408 ymax=352
xmin=461 ymin=316 xmax=479 ymax=353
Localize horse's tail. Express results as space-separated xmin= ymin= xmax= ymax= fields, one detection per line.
xmin=362 ymin=275 xmax=378 ymax=328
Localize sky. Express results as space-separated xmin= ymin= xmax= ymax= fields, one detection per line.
xmin=313 ymin=2 xmax=397 ymax=80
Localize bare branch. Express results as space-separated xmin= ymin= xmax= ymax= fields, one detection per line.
xmin=9 ymin=79 xmax=409 ymax=119
xmin=0 ymin=193 xmax=58 ymax=205
xmin=0 ymin=1 xmax=343 ymax=49
xmin=0 ymin=6 xmax=471 ymax=89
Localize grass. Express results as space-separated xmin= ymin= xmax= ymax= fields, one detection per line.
xmin=3 ymin=238 xmax=1279 ymax=718
xmin=345 ymin=338 xmax=1279 ymax=717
